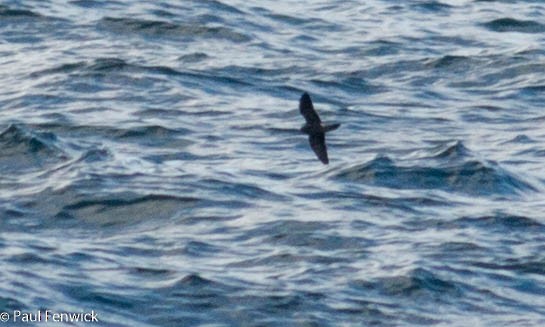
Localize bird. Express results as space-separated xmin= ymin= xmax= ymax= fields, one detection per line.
xmin=299 ymin=92 xmax=340 ymax=164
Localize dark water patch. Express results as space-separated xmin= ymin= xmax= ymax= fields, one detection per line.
xmin=157 ymin=273 xmax=240 ymax=313
xmin=176 ymin=273 xmax=215 ymax=288
xmin=31 ymin=62 xmax=85 ymax=77
xmin=29 ymin=123 xmax=127 ymax=141
xmin=515 ymin=48 xmax=545 ymax=57
xmin=255 ymin=5 xmax=337 ymax=31
xmin=230 ymin=251 xmax=345 ymax=268
xmin=150 ymin=274 xmax=330 ymax=326
xmin=291 ymin=34 xmax=319 ymax=44
xmin=223 ymin=292 xmax=331 ymax=326
xmin=351 ymin=268 xmax=462 ymax=302
xmin=144 ymin=151 xmax=203 ymax=163
xmin=333 ymin=156 xmax=535 ymax=196
xmin=137 ymin=108 xmax=191 ymax=119
xmin=178 ymin=214 xmax=242 ymax=226
xmin=203 ymin=65 xmax=297 ymax=91
xmin=30 ymin=58 xmax=132 ymax=80
xmin=31 ymin=122 xmax=192 ymax=149
xmin=311 ymin=73 xmax=386 ymax=95
xmin=426 ymin=55 xmax=475 ymax=71
xmin=59 ymin=284 xmax=139 ymax=309
xmin=87 ymin=57 xmax=128 ymax=71
xmin=330 ymin=297 xmax=398 ymax=326
xmin=58 ymin=59 xmax=253 ymax=92
xmin=7 ymin=92 xmax=69 ymax=111
xmin=411 ymin=1 xmax=453 ymax=13
xmin=518 ymin=85 xmax=545 ymax=98
xmin=241 ymin=220 xmax=329 ymax=239
xmin=78 ymin=148 xmax=111 ymax=163
xmin=0 ymin=5 xmax=41 ymax=19
xmin=188 ymin=0 xmax=245 ymax=15
xmin=471 ymin=258 xmax=545 ymax=277
xmin=56 ymin=194 xmax=200 ymax=227
xmin=2 ymin=206 xmax=26 ymax=218
xmin=194 ymin=198 xmax=251 ymax=212
xmin=454 ymin=213 xmax=544 ymax=233
xmin=129 ymin=266 xmax=174 ymax=278
xmin=178 ymin=52 xmax=209 ymax=63
xmin=302 ymin=190 xmax=447 ymax=213
xmin=503 ymin=134 xmax=535 ymax=144
xmin=472 ymin=105 xmax=504 ymax=112
xmin=437 ymin=241 xmax=485 ymax=253
xmin=183 ymin=240 xmax=222 ymax=257
xmin=0 ymin=296 xmax=26 ymax=312
xmin=31 ymin=57 xmax=186 ymax=82
xmin=246 ymin=169 xmax=292 ymax=181
xmin=482 ymin=18 xmax=545 ymax=33
xmin=267 ymin=13 xmax=314 ymax=26
xmin=194 ymin=13 xmax=227 ymax=25
xmin=116 ymin=125 xmax=190 ymax=145
xmin=215 ymin=64 xmax=300 ymax=80
xmin=69 ymin=0 xmax=117 ymax=9
xmin=0 ymin=5 xmax=69 ymax=40
xmin=200 ymin=178 xmax=287 ymax=202
xmin=361 ymin=40 xmax=401 ymax=57
xmin=365 ymin=58 xmax=428 ymax=80
xmin=98 ymin=16 xmax=251 ymax=42
xmin=256 ymin=220 xmax=370 ymax=251
xmin=0 ymin=124 xmax=67 ymax=172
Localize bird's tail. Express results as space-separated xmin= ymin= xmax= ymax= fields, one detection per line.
xmin=323 ymin=123 xmax=340 ymax=133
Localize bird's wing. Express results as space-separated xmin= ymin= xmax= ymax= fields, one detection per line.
xmin=309 ymin=133 xmax=328 ymax=164
xmin=299 ymin=93 xmax=321 ymax=124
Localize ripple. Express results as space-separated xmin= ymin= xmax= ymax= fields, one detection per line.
xmin=454 ymin=213 xmax=544 ymax=231
xmin=482 ymin=18 xmax=545 ymax=33
xmin=98 ymin=16 xmax=251 ymax=42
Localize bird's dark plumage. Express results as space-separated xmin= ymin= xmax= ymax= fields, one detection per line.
xmin=309 ymin=133 xmax=328 ymax=164
xmin=300 ymin=92 xmax=321 ymax=124
xmin=298 ymin=92 xmax=339 ymax=164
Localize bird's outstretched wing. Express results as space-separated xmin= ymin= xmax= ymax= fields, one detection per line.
xmin=309 ymin=133 xmax=328 ymax=164
xmin=299 ymin=92 xmax=321 ymax=124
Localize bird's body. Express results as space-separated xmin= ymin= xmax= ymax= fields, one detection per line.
xmin=299 ymin=92 xmax=340 ymax=164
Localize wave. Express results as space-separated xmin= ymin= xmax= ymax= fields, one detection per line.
xmin=350 ymin=267 xmax=462 ymax=300
xmin=426 ymin=141 xmax=471 ymax=161
xmin=0 ymin=124 xmax=67 ymax=172
xmin=30 ymin=58 xmax=255 ymax=93
xmin=332 ymin=155 xmax=535 ymax=196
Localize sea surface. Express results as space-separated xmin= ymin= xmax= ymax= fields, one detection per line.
xmin=1 ymin=0 xmax=545 ymax=326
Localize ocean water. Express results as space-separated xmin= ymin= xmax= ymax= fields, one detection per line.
xmin=1 ymin=0 xmax=545 ymax=326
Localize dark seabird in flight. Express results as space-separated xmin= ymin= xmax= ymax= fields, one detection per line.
xmin=299 ymin=92 xmax=340 ymax=164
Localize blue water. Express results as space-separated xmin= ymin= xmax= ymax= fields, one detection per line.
xmin=1 ymin=0 xmax=545 ymax=326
